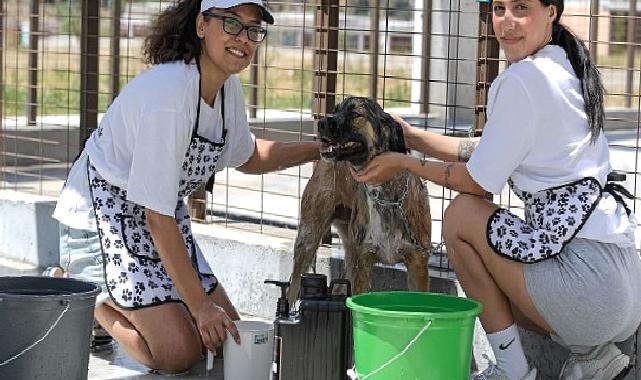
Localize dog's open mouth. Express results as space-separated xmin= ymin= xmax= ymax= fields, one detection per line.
xmin=320 ymin=139 xmax=365 ymax=160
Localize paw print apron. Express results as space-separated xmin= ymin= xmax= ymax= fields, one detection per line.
xmin=487 ymin=177 xmax=634 ymax=263
xmin=88 ymin=69 xmax=227 ymax=309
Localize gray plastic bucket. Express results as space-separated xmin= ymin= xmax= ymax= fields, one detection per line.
xmin=0 ymin=276 xmax=100 ymax=380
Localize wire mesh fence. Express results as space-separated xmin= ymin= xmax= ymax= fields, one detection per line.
xmin=1 ymin=0 xmax=639 ymax=272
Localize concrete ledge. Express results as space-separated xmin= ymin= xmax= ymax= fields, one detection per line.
xmin=0 ymin=190 xmax=59 ymax=268
xmin=193 ymin=223 xmax=460 ymax=318
xmin=192 ymin=222 xmax=332 ymax=319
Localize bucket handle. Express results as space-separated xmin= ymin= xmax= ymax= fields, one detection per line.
xmin=347 ymin=319 xmax=433 ymax=380
xmin=0 ymin=300 xmax=70 ymax=367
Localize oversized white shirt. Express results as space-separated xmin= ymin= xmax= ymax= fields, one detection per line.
xmin=467 ymin=45 xmax=635 ymax=247
xmin=54 ymin=61 xmax=255 ymax=229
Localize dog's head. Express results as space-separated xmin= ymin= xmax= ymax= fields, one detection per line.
xmin=317 ymin=97 xmax=407 ymax=167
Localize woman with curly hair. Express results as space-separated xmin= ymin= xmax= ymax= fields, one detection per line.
xmin=52 ymin=0 xmax=319 ymax=373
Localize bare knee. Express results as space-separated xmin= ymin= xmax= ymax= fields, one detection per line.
xmin=443 ymin=194 xmax=476 ymax=243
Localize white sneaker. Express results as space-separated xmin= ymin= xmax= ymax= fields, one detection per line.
xmin=559 ymin=343 xmax=630 ymax=380
xmin=472 ymin=363 xmax=537 ymax=380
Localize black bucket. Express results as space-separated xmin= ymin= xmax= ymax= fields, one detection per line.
xmin=0 ymin=276 xmax=100 ymax=380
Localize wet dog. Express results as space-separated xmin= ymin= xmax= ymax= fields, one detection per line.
xmin=288 ymin=97 xmax=431 ymax=302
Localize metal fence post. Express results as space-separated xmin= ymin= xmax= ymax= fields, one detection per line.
xmin=110 ymin=0 xmax=121 ymax=103
xmin=249 ymin=48 xmax=258 ymax=119
xmin=0 ymin=0 xmax=2 ymax=127
xmin=0 ymin=0 xmax=3 ymax=184
xmin=313 ymin=0 xmax=338 ymax=245
xmin=369 ymin=0 xmax=379 ymax=100
xmin=589 ymin=0 xmax=600 ymax=62
xmin=419 ymin=0 xmax=432 ymax=115
xmin=27 ymin=0 xmax=39 ymax=127
xmin=626 ymin=0 xmax=637 ymax=109
xmin=312 ymin=0 xmax=338 ymax=119
xmin=474 ymin=1 xmax=499 ymax=133
xmin=80 ymin=0 xmax=100 ymax=147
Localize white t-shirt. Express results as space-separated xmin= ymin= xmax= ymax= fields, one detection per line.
xmin=467 ymin=44 xmax=635 ymax=247
xmin=54 ymin=61 xmax=256 ymax=229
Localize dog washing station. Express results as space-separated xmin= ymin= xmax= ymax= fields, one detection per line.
xmin=0 ymin=190 xmax=640 ymax=379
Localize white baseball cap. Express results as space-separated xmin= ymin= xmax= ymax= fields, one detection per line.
xmin=200 ymin=0 xmax=274 ymax=24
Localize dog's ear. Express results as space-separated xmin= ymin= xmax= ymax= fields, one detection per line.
xmin=332 ymin=101 xmax=340 ymax=114
xmin=382 ymin=112 xmax=408 ymax=153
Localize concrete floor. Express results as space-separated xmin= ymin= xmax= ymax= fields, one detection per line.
xmin=87 ymin=347 xmax=224 ymax=379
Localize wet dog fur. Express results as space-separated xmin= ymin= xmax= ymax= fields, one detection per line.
xmin=288 ymin=97 xmax=431 ymax=302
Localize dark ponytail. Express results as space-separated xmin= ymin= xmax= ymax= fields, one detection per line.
xmin=541 ymin=0 xmax=605 ymax=142
xmin=143 ymin=0 xmax=202 ymax=65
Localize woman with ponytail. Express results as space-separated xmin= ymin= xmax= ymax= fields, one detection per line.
xmin=52 ymin=0 xmax=319 ymax=373
xmin=351 ymin=1 xmax=641 ymax=379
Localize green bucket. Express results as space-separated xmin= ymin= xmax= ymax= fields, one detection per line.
xmin=346 ymin=291 xmax=482 ymax=380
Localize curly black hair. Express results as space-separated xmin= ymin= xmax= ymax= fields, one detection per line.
xmin=143 ymin=0 xmax=202 ymax=65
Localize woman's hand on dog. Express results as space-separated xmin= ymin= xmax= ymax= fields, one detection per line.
xmin=390 ymin=113 xmax=414 ymax=149
xmin=350 ymin=152 xmax=409 ymax=185
xmin=193 ymin=300 xmax=241 ymax=351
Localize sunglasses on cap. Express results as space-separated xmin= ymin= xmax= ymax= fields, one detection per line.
xmin=202 ymin=10 xmax=268 ymax=43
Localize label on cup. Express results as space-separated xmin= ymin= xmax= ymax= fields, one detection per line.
xmin=254 ymin=333 xmax=269 ymax=344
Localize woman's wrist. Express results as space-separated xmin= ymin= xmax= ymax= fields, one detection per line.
xmin=186 ymin=291 xmax=211 ymax=316
xmin=403 ymin=126 xmax=417 ymax=150
xmin=406 ymin=156 xmax=425 ymax=177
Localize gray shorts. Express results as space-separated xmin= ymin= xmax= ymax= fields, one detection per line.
xmin=59 ymin=224 xmax=109 ymax=307
xmin=524 ymin=238 xmax=641 ymax=353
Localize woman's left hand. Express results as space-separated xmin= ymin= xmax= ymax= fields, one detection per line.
xmin=350 ymin=152 xmax=409 ymax=185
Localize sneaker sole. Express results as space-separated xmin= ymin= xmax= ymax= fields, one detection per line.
xmin=612 ymin=364 xmax=632 ymax=380
xmin=595 ymin=354 xmax=630 ymax=380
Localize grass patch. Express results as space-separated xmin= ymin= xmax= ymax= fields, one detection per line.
xmin=4 ymin=43 xmax=413 ymax=117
